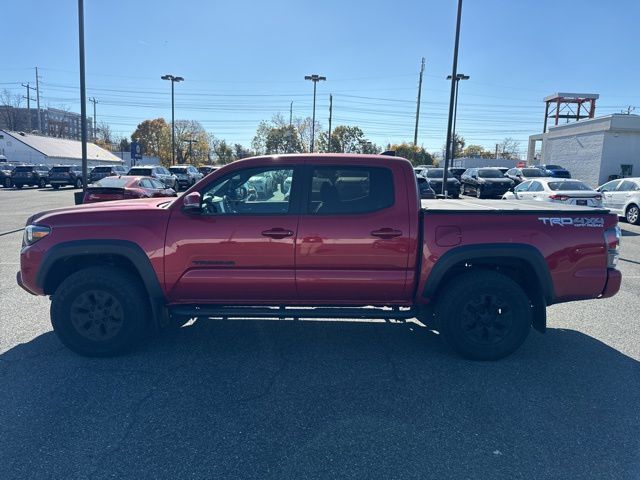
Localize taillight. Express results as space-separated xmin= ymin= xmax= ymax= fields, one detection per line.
xmin=549 ymin=194 xmax=569 ymax=201
xmin=604 ymin=225 xmax=621 ymax=268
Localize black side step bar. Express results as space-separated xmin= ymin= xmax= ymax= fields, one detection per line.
xmin=169 ymin=305 xmax=417 ymax=321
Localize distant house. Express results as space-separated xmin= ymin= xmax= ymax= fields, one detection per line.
xmin=0 ymin=129 xmax=123 ymax=166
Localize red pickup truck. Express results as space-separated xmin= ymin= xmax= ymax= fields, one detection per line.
xmin=17 ymin=154 xmax=622 ymax=360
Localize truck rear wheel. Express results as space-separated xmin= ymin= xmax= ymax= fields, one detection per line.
xmin=50 ymin=266 xmax=149 ymax=357
xmin=436 ymin=270 xmax=531 ymax=360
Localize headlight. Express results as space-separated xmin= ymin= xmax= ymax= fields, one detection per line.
xmin=23 ymin=225 xmax=51 ymax=245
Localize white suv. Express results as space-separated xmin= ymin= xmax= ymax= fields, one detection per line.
xmin=597 ymin=178 xmax=640 ymax=225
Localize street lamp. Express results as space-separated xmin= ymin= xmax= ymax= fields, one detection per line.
xmin=304 ymin=74 xmax=326 ymax=153
xmin=161 ymin=74 xmax=184 ymax=164
xmin=446 ymin=73 xmax=470 ymax=159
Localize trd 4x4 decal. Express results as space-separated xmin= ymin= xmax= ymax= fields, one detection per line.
xmin=538 ymin=217 xmax=604 ymax=228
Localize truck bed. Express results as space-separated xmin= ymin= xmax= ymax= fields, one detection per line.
xmin=421 ymin=199 xmax=610 ymax=214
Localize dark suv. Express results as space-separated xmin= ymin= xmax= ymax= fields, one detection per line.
xmin=48 ymin=165 xmax=85 ymax=189
xmin=12 ymin=165 xmax=51 ymax=189
xmin=0 ymin=163 xmax=16 ymax=188
xmin=89 ymin=165 xmax=128 ymax=183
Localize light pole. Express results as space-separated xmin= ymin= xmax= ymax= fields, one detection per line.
xmin=446 ymin=73 xmax=469 ymax=159
xmin=161 ymin=74 xmax=184 ymax=164
xmin=304 ymin=74 xmax=326 ymax=153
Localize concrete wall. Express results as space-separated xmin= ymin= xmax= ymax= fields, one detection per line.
xmin=542 ymin=131 xmax=605 ymax=188
xmin=601 ymin=131 xmax=640 ymax=182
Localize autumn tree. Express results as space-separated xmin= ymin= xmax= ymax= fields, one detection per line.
xmin=131 ymin=118 xmax=171 ymax=165
xmin=462 ymin=144 xmax=493 ymax=158
xmin=174 ymin=120 xmax=209 ymax=164
xmin=209 ymin=135 xmax=235 ymax=164
xmin=316 ymin=125 xmax=380 ymax=154
xmin=387 ymin=143 xmax=433 ymax=166
xmin=252 ymin=113 xmax=320 ymax=154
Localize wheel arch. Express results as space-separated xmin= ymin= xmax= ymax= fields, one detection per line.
xmin=37 ymin=240 xmax=166 ymax=328
xmin=423 ymin=243 xmax=554 ymax=332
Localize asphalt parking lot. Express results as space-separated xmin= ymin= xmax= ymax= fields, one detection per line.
xmin=0 ymin=187 xmax=639 ymax=479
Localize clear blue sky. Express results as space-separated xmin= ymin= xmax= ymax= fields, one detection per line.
xmin=3 ymin=0 xmax=639 ymax=155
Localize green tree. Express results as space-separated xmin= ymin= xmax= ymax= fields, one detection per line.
xmin=462 ymin=144 xmax=493 ymax=158
xmin=387 ymin=143 xmax=433 ymax=166
xmin=233 ymin=144 xmax=253 ymax=160
xmin=174 ymin=120 xmax=209 ymax=164
xmin=265 ymin=125 xmax=303 ymax=154
xmin=209 ymin=135 xmax=234 ymax=164
xmin=317 ymin=125 xmax=380 ymax=154
xmin=131 ymin=118 xmax=172 ymax=165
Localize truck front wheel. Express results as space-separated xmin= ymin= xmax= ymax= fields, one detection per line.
xmin=436 ymin=270 xmax=531 ymax=360
xmin=50 ymin=266 xmax=149 ymax=357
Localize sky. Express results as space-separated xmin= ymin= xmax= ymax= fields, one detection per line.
xmin=2 ymin=0 xmax=639 ymax=155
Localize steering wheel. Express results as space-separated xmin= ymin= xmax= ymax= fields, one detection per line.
xmin=223 ymin=195 xmax=234 ymax=214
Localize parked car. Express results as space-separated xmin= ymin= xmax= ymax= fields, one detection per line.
xmin=504 ymin=167 xmax=548 ymax=186
xmin=48 ymin=165 xmax=85 ymax=189
xmin=11 ymin=165 xmax=50 ymax=189
xmin=83 ymin=176 xmax=177 ymax=204
xmin=198 ymin=165 xmax=219 ymax=176
xmin=417 ymin=176 xmax=436 ymax=199
xmin=502 ymin=179 xmax=603 ymax=207
xmin=461 ymin=167 xmax=514 ymax=198
xmin=421 ymin=168 xmax=461 ymax=198
xmin=247 ymin=171 xmax=277 ymax=199
xmin=496 ymin=167 xmax=509 ymax=175
xmin=17 ymin=154 xmax=621 ymax=361
xmin=0 ymin=163 xmax=16 ymax=188
xmin=169 ymin=165 xmax=203 ymax=190
xmin=89 ymin=165 xmax=128 ymax=183
xmin=533 ymin=164 xmax=571 ymax=178
xmin=597 ymin=177 xmax=640 ymax=225
xmin=127 ymin=165 xmax=177 ymax=189
xmin=448 ymin=167 xmax=467 ymax=181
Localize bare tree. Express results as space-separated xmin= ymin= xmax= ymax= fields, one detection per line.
xmin=498 ymin=137 xmax=521 ymax=159
xmin=0 ymin=89 xmax=23 ymax=131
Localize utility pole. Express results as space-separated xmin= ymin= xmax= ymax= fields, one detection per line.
xmin=304 ymin=74 xmax=326 ymax=153
xmin=495 ymin=143 xmax=499 ymax=159
xmin=185 ymin=138 xmax=197 ymax=162
xmin=328 ymin=94 xmax=333 ymax=153
xmin=21 ymin=83 xmax=36 ymax=131
xmin=442 ymin=0 xmax=464 ymax=198
xmin=89 ymin=97 xmax=98 ymax=141
xmin=447 ymin=73 xmax=469 ymax=159
xmin=77 ymin=0 xmax=88 ymax=191
xmin=413 ymin=57 xmax=425 ymax=147
xmin=289 ymin=101 xmax=293 ymax=127
xmin=35 ymin=67 xmax=42 ymax=133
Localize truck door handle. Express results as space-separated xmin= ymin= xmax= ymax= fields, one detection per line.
xmin=371 ymin=228 xmax=403 ymax=239
xmin=261 ymin=228 xmax=294 ymax=239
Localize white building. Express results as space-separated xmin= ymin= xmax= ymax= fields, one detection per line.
xmin=451 ymin=156 xmax=519 ymax=169
xmin=0 ymin=129 xmax=123 ymax=167
xmin=527 ymin=114 xmax=640 ymax=188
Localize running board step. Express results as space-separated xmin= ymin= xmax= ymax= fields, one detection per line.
xmin=170 ymin=305 xmax=417 ymax=321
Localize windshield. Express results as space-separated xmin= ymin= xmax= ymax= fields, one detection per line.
xmin=548 ymin=181 xmax=591 ymax=191
xmin=170 ymin=167 xmax=188 ymax=174
xmin=50 ymin=166 xmax=71 ymax=172
xmin=128 ymin=168 xmax=152 ymax=176
xmin=522 ymin=168 xmax=544 ymax=177
xmin=15 ymin=166 xmax=33 ymax=172
xmin=545 ymin=165 xmax=564 ymax=170
xmin=478 ymin=169 xmax=503 ymax=178
xmin=425 ymin=169 xmax=444 ymax=178
xmin=92 ymin=166 xmax=111 ymax=173
xmin=92 ymin=177 xmax=130 ymax=188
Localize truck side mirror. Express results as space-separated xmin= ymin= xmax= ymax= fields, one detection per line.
xmin=182 ymin=191 xmax=201 ymax=212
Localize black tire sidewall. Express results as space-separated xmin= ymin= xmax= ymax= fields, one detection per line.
xmin=626 ymin=205 xmax=640 ymax=225
xmin=50 ymin=267 xmax=149 ymax=357
xmin=52 ymin=184 xmax=60 ymax=190
xmin=436 ymin=271 xmax=532 ymax=360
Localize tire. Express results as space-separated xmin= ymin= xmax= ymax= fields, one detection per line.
xmin=476 ymin=186 xmax=483 ymax=199
xmin=15 ymin=184 xmax=23 ymax=189
xmin=75 ymin=178 xmax=83 ymax=189
xmin=38 ymin=178 xmax=46 ymax=188
xmin=435 ymin=270 xmax=532 ymax=361
xmin=52 ymin=184 xmax=60 ymax=190
xmin=3 ymin=177 xmax=11 ymax=188
xmin=50 ymin=266 xmax=150 ymax=357
xmin=626 ymin=204 xmax=640 ymax=225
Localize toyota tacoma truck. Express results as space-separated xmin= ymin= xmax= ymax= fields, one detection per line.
xmin=17 ymin=154 xmax=622 ymax=360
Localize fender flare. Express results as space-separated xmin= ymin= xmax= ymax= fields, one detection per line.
xmin=37 ymin=239 xmax=166 ymax=325
xmin=423 ymin=243 xmax=555 ymax=305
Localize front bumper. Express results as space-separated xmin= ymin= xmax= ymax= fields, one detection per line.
xmin=600 ymin=268 xmax=622 ymax=299
xmin=16 ymin=271 xmax=37 ymax=295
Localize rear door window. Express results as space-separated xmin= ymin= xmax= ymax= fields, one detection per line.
xmin=307 ymin=166 xmax=394 ymax=215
